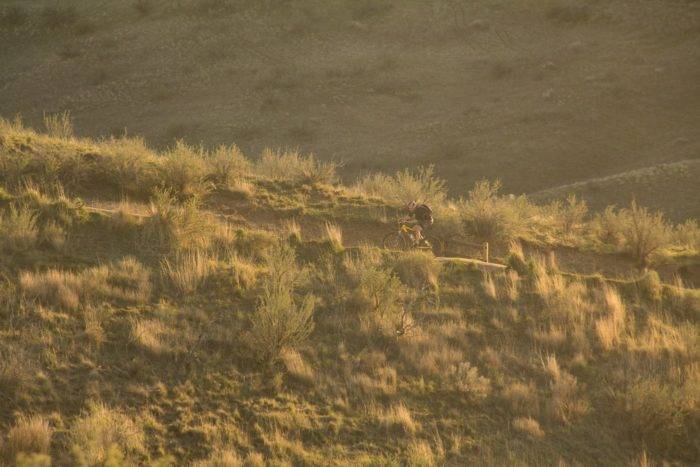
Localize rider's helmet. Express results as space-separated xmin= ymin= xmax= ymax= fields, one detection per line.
xmin=406 ymin=200 xmax=417 ymax=211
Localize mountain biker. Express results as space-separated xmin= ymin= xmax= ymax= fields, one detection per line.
xmin=402 ymin=201 xmax=434 ymax=246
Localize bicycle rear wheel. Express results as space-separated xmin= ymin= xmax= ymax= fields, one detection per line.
xmin=383 ymin=232 xmax=410 ymax=251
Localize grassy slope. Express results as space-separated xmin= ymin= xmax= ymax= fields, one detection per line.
xmin=1 ymin=0 xmax=699 ymax=204
xmin=0 ymin=124 xmax=699 ymax=465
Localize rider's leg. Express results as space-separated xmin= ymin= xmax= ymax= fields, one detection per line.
xmin=413 ymin=224 xmax=423 ymax=244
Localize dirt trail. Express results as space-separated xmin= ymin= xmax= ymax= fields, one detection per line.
xmin=85 ymin=202 xmax=697 ymax=286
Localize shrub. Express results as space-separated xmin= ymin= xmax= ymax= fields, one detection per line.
xmin=206 ymin=144 xmax=250 ymax=188
xmin=344 ymin=249 xmax=403 ymax=316
xmin=69 ymin=402 xmax=145 ymax=466
xmin=594 ymin=205 xmax=626 ymax=247
xmin=43 ymin=111 xmax=73 ymax=139
xmin=0 ymin=207 xmax=38 ymax=253
xmin=451 ymin=361 xmax=490 ymax=398
xmin=140 ymin=190 xmax=213 ymax=255
xmin=459 ymin=180 xmax=527 ymax=243
xmin=559 ymin=195 xmax=588 ymax=233
xmin=595 ymin=202 xmax=672 ymax=264
xmin=355 ymin=165 xmax=446 ymax=207
xmin=159 ymin=141 xmax=211 ymax=199
xmin=249 ymin=243 xmax=315 ymax=362
xmin=613 ymin=379 xmax=696 ymax=459
xmin=624 ymin=201 xmax=673 ymax=265
xmin=3 ymin=415 xmax=52 ymax=462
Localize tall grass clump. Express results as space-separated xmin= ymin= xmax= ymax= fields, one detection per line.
xmin=20 ymin=258 xmax=152 ymax=310
xmin=249 ymin=243 xmax=315 ymax=363
xmin=256 ymin=148 xmax=338 ymax=184
xmin=97 ymin=136 xmax=160 ymax=197
xmin=43 ymin=111 xmax=74 ymax=139
xmin=69 ymin=402 xmax=145 ymax=466
xmin=674 ymin=219 xmax=700 ymax=250
xmin=2 ymin=415 xmax=53 ymax=462
xmin=323 ymin=222 xmax=343 ymax=251
xmin=355 ymin=165 xmax=446 ymax=207
xmin=140 ymin=189 xmax=213 ymax=255
xmin=392 ymin=250 xmax=440 ymax=291
xmin=0 ymin=207 xmax=38 ymax=253
xmin=161 ymin=250 xmax=215 ymax=296
xmin=594 ymin=287 xmax=627 ymax=351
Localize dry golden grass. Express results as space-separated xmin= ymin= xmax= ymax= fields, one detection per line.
xmin=512 ymin=417 xmax=545 ymax=438
xmin=1 ymin=113 xmax=699 ymax=465
xmin=280 ymin=348 xmax=315 ymax=385
xmin=281 ymin=219 xmax=302 ymax=243
xmin=595 ymin=287 xmax=627 ymax=351
xmin=20 ymin=258 xmax=151 ymax=310
xmin=393 ymin=250 xmax=441 ymax=291
xmin=481 ymin=273 xmax=497 ymax=300
xmin=69 ymin=402 xmax=145 ymax=465
xmin=161 ymin=249 xmax=215 ymax=296
xmin=375 ymin=403 xmax=419 ymax=436
xmin=323 ymin=222 xmax=343 ymax=251
xmin=406 ymin=440 xmax=437 ymax=467
xmin=502 ymin=381 xmax=539 ymax=416
xmin=2 ymin=415 xmax=52 ymax=461
xmin=0 ymin=207 xmax=38 ymax=253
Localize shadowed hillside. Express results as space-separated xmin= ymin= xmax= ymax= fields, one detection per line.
xmin=1 ymin=0 xmax=699 ymax=203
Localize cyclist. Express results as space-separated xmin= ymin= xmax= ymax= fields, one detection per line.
xmin=402 ymin=200 xmax=434 ymax=246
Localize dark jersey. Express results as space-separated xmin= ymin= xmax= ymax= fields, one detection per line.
xmin=413 ymin=204 xmax=433 ymax=227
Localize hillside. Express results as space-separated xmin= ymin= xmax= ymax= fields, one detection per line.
xmin=2 ymin=0 xmax=700 ymax=205
xmin=0 ymin=120 xmax=699 ymax=465
xmin=533 ymin=160 xmax=700 ymax=222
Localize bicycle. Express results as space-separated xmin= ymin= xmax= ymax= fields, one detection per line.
xmin=382 ymin=220 xmax=445 ymax=257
